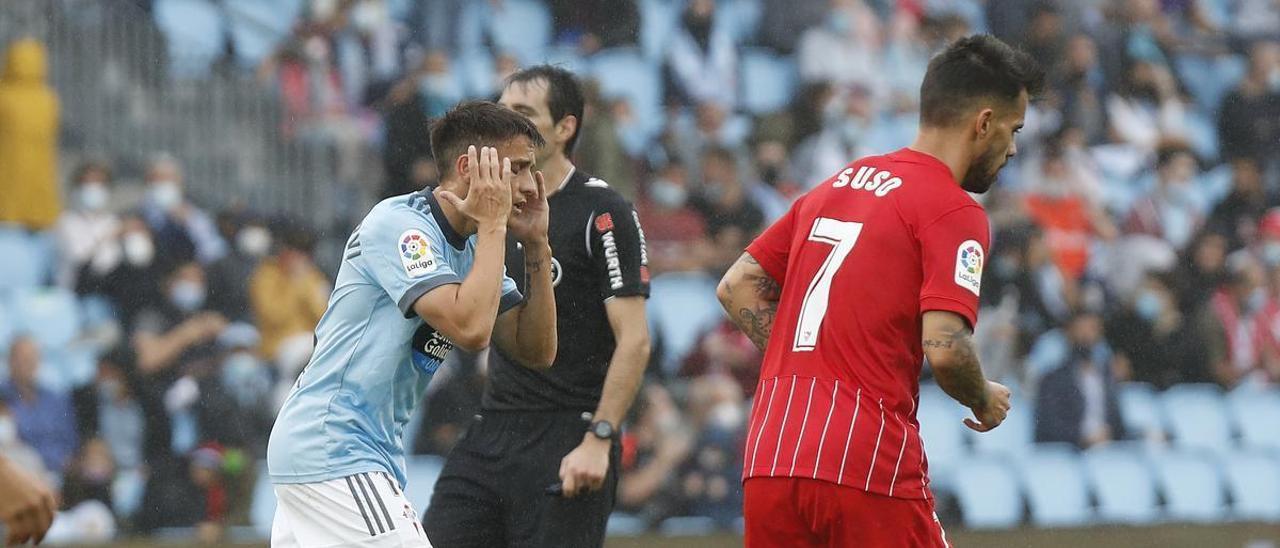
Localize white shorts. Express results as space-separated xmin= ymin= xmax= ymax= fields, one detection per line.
xmin=272 ymin=472 xmax=432 ymax=548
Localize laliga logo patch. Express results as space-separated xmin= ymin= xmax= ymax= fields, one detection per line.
xmin=400 ymin=229 xmax=437 ymax=277
xmin=954 ymin=240 xmax=983 ymax=296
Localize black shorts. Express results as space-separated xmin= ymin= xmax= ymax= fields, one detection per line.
xmin=422 ymin=410 xmax=621 ymax=548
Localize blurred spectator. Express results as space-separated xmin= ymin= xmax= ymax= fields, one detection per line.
xmin=72 ymin=349 xmax=145 ymax=472
xmin=1171 ymin=230 xmax=1230 ymax=311
xmin=1022 ymin=139 xmax=1118 ymax=281
xmin=1123 ymin=143 xmax=1205 ymax=250
xmin=1050 ymin=35 xmax=1109 ymax=145
xmin=617 ymin=384 xmax=693 ymax=524
xmin=797 ymin=0 xmax=885 ymax=98
xmin=1021 ymin=2 xmax=1068 ymax=75
xmin=199 ymin=324 xmax=274 ymax=452
xmin=0 ymin=400 xmax=48 ymax=480
xmin=0 ymin=336 xmax=78 ymax=473
xmin=758 ymin=0 xmax=829 ymax=54
xmin=415 ymin=50 xmax=465 ymax=119
xmin=412 ymin=350 xmax=485 ymax=456
xmin=207 ymin=215 xmax=270 ymax=323
xmin=577 ymin=83 xmax=638 ymax=201
xmin=676 ymin=375 xmax=745 ymax=525
xmin=1200 ymin=253 xmax=1280 ymax=387
xmin=1207 ymin=159 xmax=1269 ymax=251
xmin=1106 ymin=60 xmax=1189 ymax=154
xmin=668 ymin=101 xmax=750 ymax=182
xmin=61 ymin=437 xmax=116 ymax=511
xmin=406 ymin=0 xmax=467 ymax=53
xmin=634 ymin=164 xmax=715 ymax=274
xmin=131 ymin=262 xmax=227 ymax=378
xmin=137 ymin=446 xmax=227 ymax=536
xmin=378 ymin=52 xmax=436 ymax=198
xmin=1230 ymin=0 xmax=1280 ymax=41
xmin=1033 ymin=311 xmax=1127 ymax=449
xmin=791 ymin=85 xmax=878 ymax=189
xmin=549 ymin=0 xmax=639 ymax=53
xmin=76 ymin=215 xmax=165 ymax=331
xmin=1217 ymin=40 xmax=1280 ymax=167
xmin=250 ymin=225 xmax=328 ymax=362
xmin=1107 ymin=272 xmax=1209 ymax=388
xmin=54 ymin=161 xmax=121 ymax=289
xmin=680 ymin=320 xmax=762 ymax=398
xmin=141 ymin=155 xmax=227 ymax=266
xmin=665 ymin=0 xmax=738 ymax=108
xmin=0 ymin=38 xmax=60 ymax=230
xmin=691 ymin=147 xmax=766 ymax=272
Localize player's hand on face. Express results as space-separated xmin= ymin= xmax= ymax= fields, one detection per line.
xmin=437 ymin=146 xmax=513 ymax=230
xmin=508 ymin=170 xmax=549 ymax=245
xmin=0 ymin=459 xmax=58 ymax=546
xmin=558 ymin=436 xmax=610 ymax=498
xmin=964 ymin=380 xmax=1011 ymax=433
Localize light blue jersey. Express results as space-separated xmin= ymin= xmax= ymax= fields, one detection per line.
xmin=267 ymin=190 xmax=522 ymax=488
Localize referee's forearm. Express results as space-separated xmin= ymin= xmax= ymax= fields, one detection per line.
xmin=592 ymin=333 xmax=650 ymax=426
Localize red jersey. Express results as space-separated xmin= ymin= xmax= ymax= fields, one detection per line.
xmin=743 ymin=148 xmax=990 ymax=500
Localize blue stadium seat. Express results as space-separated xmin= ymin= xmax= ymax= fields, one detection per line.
xmin=1083 ymin=445 xmax=1160 ymax=524
xmin=967 ymin=396 xmax=1032 ymax=457
xmin=1017 ymin=444 xmax=1093 ymax=527
xmin=606 ymin=512 xmax=648 ymax=536
xmin=10 ymin=287 xmax=81 ymax=349
xmin=646 ymin=272 xmax=724 ymax=376
xmin=1118 ymin=382 xmax=1165 ymax=441
xmin=249 ymin=463 xmax=276 ymax=537
xmin=455 ymin=49 xmax=495 ymax=99
xmin=716 ymin=0 xmax=762 ymax=44
xmin=404 ymin=455 xmax=445 ymax=516
xmin=0 ymin=229 xmax=48 ymax=290
xmin=916 ymin=384 xmax=966 ymax=493
xmin=153 ymin=0 xmax=227 ymax=79
xmin=639 ymin=0 xmax=681 ymax=61
xmin=486 ymin=0 xmax=552 ymax=65
xmin=1226 ymin=386 xmax=1280 ymax=452
xmin=0 ymin=294 xmax=14 ymax=357
xmin=223 ymin=0 xmax=301 ymax=69
xmin=1221 ymin=452 xmax=1280 ymax=521
xmin=589 ymin=48 xmax=663 ymax=137
xmin=41 ymin=345 xmax=98 ymax=393
xmin=537 ymin=46 xmax=588 ymax=75
xmin=1150 ymin=451 xmax=1228 ymax=523
xmin=952 ymin=457 xmax=1023 ymax=529
xmin=1159 ymin=384 xmax=1232 ymax=454
xmin=739 ymin=48 xmax=797 ymax=115
xmin=658 ymin=516 xmax=717 ymax=536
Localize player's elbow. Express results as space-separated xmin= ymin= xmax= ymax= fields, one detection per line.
xmin=527 ymin=343 xmax=557 ymax=370
xmin=453 ymin=326 xmax=493 ymax=353
xmin=715 ymin=276 xmax=735 ymax=313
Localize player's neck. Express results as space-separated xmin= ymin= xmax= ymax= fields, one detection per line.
xmin=432 ymin=185 xmax=477 ymax=237
xmin=909 ymin=130 xmax=972 ymax=187
xmin=539 ymin=154 xmax=575 ymax=198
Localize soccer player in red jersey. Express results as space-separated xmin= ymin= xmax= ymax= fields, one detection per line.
xmin=717 ymin=35 xmax=1043 ymax=547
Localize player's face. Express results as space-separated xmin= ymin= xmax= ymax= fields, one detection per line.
xmin=495 ymin=135 xmax=539 ymax=214
xmin=499 ymin=80 xmax=561 ymax=165
xmin=961 ymin=90 xmax=1028 ymax=194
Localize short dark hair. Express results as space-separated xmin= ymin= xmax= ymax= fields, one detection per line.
xmin=429 ymin=101 xmax=546 ymax=178
xmin=919 ymin=34 xmax=1045 ymax=127
xmin=503 ymin=64 xmax=585 ymax=155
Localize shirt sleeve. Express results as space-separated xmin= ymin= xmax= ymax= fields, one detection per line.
xmin=918 ymin=204 xmax=991 ymax=328
xmin=358 ymin=206 xmax=462 ymax=318
xmin=499 ymin=269 xmax=523 ymax=314
xmin=745 ymin=196 xmax=801 ymax=285
xmin=589 ymin=198 xmax=651 ymax=300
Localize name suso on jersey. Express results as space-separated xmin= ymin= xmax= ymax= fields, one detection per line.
xmin=743 ymin=148 xmax=990 ymax=500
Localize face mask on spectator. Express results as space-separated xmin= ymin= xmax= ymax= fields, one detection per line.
xmin=1263 ymin=242 xmax=1280 ymax=267
xmin=170 ymin=280 xmax=206 ymax=312
xmin=1246 ymin=287 xmax=1268 ymax=314
xmin=828 ymin=10 xmax=852 ymax=34
xmin=1135 ymin=289 xmax=1164 ymax=322
xmin=149 ymin=180 xmax=183 ymax=211
xmin=123 ymin=232 xmax=155 ymax=267
xmin=650 ymin=180 xmax=688 ymax=209
xmin=0 ymin=416 xmax=15 ymax=444
xmin=708 ymin=402 xmax=743 ymax=431
xmin=222 ymin=352 xmax=272 ymax=407
xmin=237 ymin=226 xmax=272 ymax=258
xmin=98 ymin=378 xmax=124 ymax=401
xmin=79 ymin=183 xmax=110 ymax=211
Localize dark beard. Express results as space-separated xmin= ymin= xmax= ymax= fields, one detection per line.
xmin=961 ymin=146 xmax=1002 ymax=194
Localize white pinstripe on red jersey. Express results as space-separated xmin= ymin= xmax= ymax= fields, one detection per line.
xmin=811 ymin=380 xmax=839 ymax=480
xmin=864 ymin=399 xmax=886 ymax=491
xmin=769 ymin=376 xmax=799 ymax=476
xmin=788 ymin=378 xmax=817 ymax=476
xmin=835 ymin=387 xmax=861 ymax=485
xmin=748 ymin=377 xmax=779 ymax=473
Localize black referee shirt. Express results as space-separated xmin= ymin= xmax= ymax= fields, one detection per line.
xmin=483 ymin=169 xmax=650 ymax=412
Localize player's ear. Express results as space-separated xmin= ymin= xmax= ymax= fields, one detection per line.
xmin=974 ymin=108 xmax=994 ymax=140
xmin=555 ymin=114 xmax=578 ymax=148
xmin=454 ymin=152 xmax=471 ymax=183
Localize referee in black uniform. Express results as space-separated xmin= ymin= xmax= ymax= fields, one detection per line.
xmin=423 ymin=65 xmax=652 ymax=548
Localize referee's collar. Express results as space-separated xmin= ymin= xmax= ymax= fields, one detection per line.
xmin=418 ymin=190 xmax=468 ymax=251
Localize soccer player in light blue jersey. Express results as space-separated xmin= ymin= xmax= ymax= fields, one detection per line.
xmin=266 ymin=101 xmax=557 ymax=547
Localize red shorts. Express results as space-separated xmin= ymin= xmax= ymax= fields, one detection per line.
xmin=743 ymin=477 xmax=949 ymax=548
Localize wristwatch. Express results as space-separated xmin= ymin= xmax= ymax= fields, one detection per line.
xmin=588 ymin=420 xmax=616 ymax=441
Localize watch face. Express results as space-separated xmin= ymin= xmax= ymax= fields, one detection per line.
xmin=593 ymin=421 xmax=613 ymax=439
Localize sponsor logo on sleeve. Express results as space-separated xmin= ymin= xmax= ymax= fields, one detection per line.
xmin=954 ymin=240 xmax=984 ymax=296
xmin=632 ymin=210 xmax=649 ymax=267
xmin=399 ymin=229 xmax=437 ymax=277
xmin=595 ymin=212 xmax=615 ymax=233
xmin=595 ymin=213 xmax=625 ymax=290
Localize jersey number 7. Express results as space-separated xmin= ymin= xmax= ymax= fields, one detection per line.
xmin=794 ymin=217 xmax=864 ymax=352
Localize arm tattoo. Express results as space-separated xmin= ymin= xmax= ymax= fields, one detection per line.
xmin=524 ymin=259 xmax=545 ymax=273
xmin=929 ymin=326 xmax=987 ymax=409
xmin=737 ymin=302 xmax=778 ymax=351
xmin=922 ymin=339 xmax=954 ymax=349
xmin=754 ymin=275 xmax=781 ymax=301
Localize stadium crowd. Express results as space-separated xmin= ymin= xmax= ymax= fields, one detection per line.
xmin=0 ymin=0 xmax=1278 ymax=541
